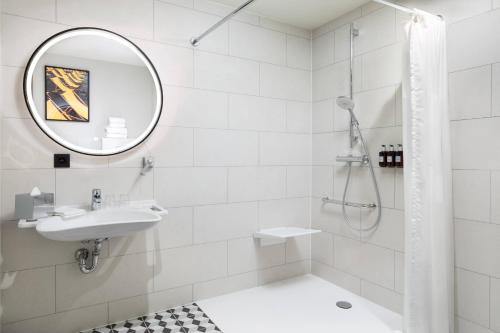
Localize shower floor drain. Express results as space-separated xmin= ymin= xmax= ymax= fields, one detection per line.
xmin=336 ymin=301 xmax=352 ymax=309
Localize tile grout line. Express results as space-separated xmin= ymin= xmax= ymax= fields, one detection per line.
xmin=489 ymin=276 xmax=492 ymax=329
xmin=491 ymin=63 xmax=494 ymax=118
xmin=490 ymin=170 xmax=493 ymax=223
xmin=54 ymin=265 xmax=57 ymax=316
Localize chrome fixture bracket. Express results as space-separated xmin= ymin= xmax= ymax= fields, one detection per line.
xmin=75 ymin=239 xmax=106 ymax=274
xmin=322 ymin=197 xmax=376 ymax=209
xmin=141 ymin=156 xmax=154 ymax=175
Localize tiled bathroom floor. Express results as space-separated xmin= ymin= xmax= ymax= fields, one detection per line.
xmin=81 ymin=303 xmax=222 ymax=333
xmin=82 ymin=275 xmax=401 ymax=333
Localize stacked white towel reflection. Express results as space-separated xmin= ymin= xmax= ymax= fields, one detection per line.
xmin=108 ymin=117 xmax=126 ymax=127
xmin=105 ymin=117 xmax=128 ymax=139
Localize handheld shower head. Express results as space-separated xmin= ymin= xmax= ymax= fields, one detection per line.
xmin=336 ymin=96 xmax=355 ymax=111
xmin=337 ymin=96 xmax=359 ymax=127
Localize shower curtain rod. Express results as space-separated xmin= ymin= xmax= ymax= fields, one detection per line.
xmin=189 ymin=0 xmax=441 ymax=47
xmin=372 ymin=0 xmax=443 ymax=19
xmin=190 ymin=0 xmax=256 ymax=46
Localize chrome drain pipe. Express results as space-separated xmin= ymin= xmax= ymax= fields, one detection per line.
xmin=75 ymin=239 xmax=105 ymax=274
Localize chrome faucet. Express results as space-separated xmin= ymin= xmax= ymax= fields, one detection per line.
xmin=91 ymin=189 xmax=102 ymax=210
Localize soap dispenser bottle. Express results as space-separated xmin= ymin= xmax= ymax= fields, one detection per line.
xmin=379 ymin=145 xmax=387 ymax=167
xmin=396 ymin=144 xmax=403 ymax=168
xmin=387 ymin=145 xmax=395 ymax=167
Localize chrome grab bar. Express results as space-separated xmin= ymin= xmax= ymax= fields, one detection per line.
xmin=336 ymin=155 xmax=369 ymax=164
xmin=321 ymin=197 xmax=377 ymax=209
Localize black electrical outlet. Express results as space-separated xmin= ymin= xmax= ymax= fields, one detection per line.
xmin=54 ymin=154 xmax=70 ymax=168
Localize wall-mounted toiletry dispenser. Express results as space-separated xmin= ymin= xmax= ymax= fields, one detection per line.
xmin=396 ymin=144 xmax=404 ymax=168
xmin=387 ymin=145 xmax=395 ymax=167
xmin=379 ymin=145 xmax=387 ymax=167
xmin=15 ymin=187 xmax=54 ymax=222
xmin=378 ymin=144 xmax=404 ymax=168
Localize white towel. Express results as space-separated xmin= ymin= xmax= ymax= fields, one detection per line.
xmin=106 ymin=127 xmax=128 ymax=135
xmin=53 ymin=206 xmax=86 ymax=218
xmin=107 ymin=122 xmax=126 ymax=128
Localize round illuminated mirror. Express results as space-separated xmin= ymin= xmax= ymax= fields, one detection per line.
xmin=24 ymin=28 xmax=163 ymax=156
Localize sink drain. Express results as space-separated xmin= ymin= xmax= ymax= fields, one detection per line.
xmin=336 ymin=301 xmax=352 ymax=309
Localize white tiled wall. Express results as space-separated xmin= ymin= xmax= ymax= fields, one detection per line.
xmin=0 ymin=1 xmax=311 ymax=332
xmin=310 ymin=2 xmax=405 ymax=315
xmin=447 ymin=4 xmax=500 ymax=332
xmin=4 ymin=0 xmax=500 ymax=331
xmin=311 ymin=2 xmax=500 ymax=332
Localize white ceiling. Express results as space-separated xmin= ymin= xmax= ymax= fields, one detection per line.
xmin=212 ymin=0 xmax=372 ymax=30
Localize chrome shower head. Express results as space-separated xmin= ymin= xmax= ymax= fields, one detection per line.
xmin=337 ymin=96 xmax=359 ymax=128
xmin=336 ymin=96 xmax=355 ymax=111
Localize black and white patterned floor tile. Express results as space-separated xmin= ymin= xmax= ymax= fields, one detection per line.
xmin=80 ymin=303 xmax=222 ymax=333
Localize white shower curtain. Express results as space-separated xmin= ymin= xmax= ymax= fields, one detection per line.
xmin=402 ymin=11 xmax=454 ymax=333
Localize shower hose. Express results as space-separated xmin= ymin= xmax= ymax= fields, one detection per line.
xmin=341 ymin=119 xmax=382 ymax=232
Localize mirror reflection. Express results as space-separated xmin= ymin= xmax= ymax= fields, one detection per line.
xmin=24 ymin=28 xmax=162 ymax=155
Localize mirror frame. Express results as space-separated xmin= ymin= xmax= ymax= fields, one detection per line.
xmin=23 ymin=27 xmax=163 ymax=156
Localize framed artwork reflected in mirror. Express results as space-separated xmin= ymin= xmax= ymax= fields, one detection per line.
xmin=45 ymin=65 xmax=90 ymax=122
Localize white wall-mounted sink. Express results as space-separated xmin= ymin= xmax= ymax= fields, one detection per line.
xmin=32 ymin=203 xmax=166 ymax=242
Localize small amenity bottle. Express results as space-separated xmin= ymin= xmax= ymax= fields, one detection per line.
xmin=379 ymin=145 xmax=387 ymax=167
xmin=387 ymin=145 xmax=395 ymax=167
xmin=396 ymin=144 xmax=403 ymax=168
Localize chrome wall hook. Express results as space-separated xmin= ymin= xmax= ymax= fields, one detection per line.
xmin=141 ymin=156 xmax=154 ymax=176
